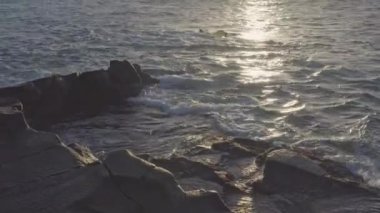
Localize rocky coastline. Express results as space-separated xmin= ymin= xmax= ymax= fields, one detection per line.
xmin=1 ymin=60 xmax=379 ymax=212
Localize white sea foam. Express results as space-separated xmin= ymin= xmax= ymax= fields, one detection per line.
xmin=129 ymin=97 xmax=234 ymax=116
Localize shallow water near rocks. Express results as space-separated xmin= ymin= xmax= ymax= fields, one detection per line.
xmin=1 ymin=0 xmax=380 ymax=191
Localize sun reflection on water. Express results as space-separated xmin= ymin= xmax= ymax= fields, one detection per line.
xmin=239 ymin=0 xmax=280 ymax=42
xmin=236 ymin=0 xmax=284 ymax=83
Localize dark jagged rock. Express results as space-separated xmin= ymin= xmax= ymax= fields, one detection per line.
xmin=0 ymin=100 xmax=230 ymax=213
xmin=0 ymin=60 xmax=158 ymax=128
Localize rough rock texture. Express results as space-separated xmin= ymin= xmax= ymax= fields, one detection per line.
xmin=0 ymin=60 xmax=158 ymax=128
xmin=0 ymin=98 xmax=231 ymax=213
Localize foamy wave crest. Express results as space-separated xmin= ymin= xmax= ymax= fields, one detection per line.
xmin=128 ymin=97 xmax=234 ymax=116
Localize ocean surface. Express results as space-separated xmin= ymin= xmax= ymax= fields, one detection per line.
xmin=1 ymin=0 xmax=380 ymax=188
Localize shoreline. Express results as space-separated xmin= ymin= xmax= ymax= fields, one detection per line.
xmin=1 ymin=60 xmax=379 ymax=212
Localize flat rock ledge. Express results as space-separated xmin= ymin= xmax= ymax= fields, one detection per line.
xmin=0 ymin=98 xmax=230 ymax=213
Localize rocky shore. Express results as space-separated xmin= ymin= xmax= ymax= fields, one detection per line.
xmin=1 ymin=60 xmax=379 ymax=213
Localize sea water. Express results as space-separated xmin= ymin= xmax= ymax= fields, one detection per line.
xmin=1 ymin=0 xmax=380 ymax=187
